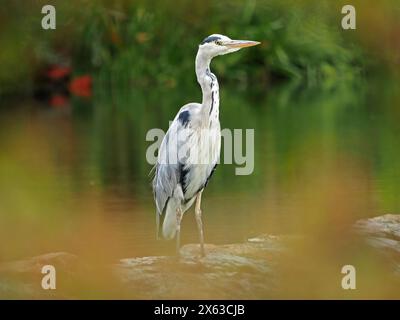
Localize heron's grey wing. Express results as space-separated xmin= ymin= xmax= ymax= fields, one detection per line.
xmin=152 ymin=106 xmax=194 ymax=215
xmin=152 ymin=162 xmax=179 ymax=215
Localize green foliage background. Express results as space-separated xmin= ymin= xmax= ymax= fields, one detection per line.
xmin=1 ymin=0 xmax=389 ymax=95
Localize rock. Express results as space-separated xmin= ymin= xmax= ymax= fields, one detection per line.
xmin=354 ymin=214 xmax=400 ymax=252
xmin=0 ymin=237 xmax=286 ymax=299
xmin=2 ymin=214 xmax=400 ymax=298
xmin=115 ymin=235 xmax=287 ymax=299
xmin=355 ymin=214 xmax=400 ymax=237
xmin=354 ymin=214 xmax=400 ymax=275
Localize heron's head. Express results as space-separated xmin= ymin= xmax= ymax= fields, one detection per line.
xmin=198 ymin=34 xmax=260 ymax=58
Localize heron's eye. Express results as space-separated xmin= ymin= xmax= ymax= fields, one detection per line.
xmin=215 ymin=40 xmax=223 ymax=46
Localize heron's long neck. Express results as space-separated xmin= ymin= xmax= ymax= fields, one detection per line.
xmin=195 ymin=51 xmax=219 ymax=120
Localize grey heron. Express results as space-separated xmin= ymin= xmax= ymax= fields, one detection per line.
xmin=152 ymin=34 xmax=260 ymax=256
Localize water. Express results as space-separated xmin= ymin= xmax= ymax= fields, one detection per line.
xmin=0 ymin=79 xmax=399 ymax=297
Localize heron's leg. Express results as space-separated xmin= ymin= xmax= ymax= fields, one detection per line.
xmin=195 ymin=190 xmax=205 ymax=257
xmin=156 ymin=212 xmax=160 ymax=240
xmin=176 ymin=206 xmax=183 ymax=255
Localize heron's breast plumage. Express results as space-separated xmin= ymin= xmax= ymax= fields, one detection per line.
xmin=182 ymin=119 xmax=221 ymax=200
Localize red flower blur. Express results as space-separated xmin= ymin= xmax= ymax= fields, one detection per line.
xmin=49 ymin=94 xmax=68 ymax=107
xmin=47 ymin=66 xmax=71 ymax=80
xmin=69 ymin=75 xmax=92 ymax=98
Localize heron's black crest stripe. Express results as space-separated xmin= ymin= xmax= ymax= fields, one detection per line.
xmin=201 ymin=35 xmax=221 ymax=45
xmin=178 ymin=110 xmax=190 ymax=127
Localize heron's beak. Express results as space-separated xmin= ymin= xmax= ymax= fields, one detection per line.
xmin=224 ymin=40 xmax=260 ymax=48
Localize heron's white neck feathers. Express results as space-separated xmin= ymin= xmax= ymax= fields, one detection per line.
xmin=195 ymin=50 xmax=220 ymax=121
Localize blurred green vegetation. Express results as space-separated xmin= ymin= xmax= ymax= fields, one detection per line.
xmin=76 ymin=0 xmax=363 ymax=88
xmin=3 ymin=0 xmax=399 ymax=95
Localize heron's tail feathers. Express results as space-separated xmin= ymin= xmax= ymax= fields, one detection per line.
xmin=162 ymin=199 xmax=178 ymax=239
